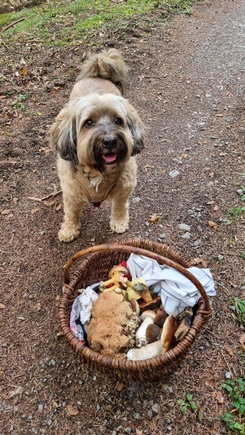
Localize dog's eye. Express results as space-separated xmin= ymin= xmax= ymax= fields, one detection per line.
xmin=85 ymin=119 xmax=95 ymax=128
xmin=114 ymin=117 xmax=123 ymax=126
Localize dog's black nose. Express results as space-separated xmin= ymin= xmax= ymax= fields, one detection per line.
xmin=103 ymin=136 xmax=117 ymax=150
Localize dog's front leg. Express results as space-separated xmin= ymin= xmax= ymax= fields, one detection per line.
xmin=110 ymin=196 xmax=130 ymax=233
xmin=58 ymin=195 xmax=84 ymax=242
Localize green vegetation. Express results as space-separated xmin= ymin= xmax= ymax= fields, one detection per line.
xmin=0 ymin=0 xmax=196 ymax=47
xmin=230 ymin=298 xmax=245 ymax=327
xmin=177 ymin=393 xmax=202 ymax=421
xmin=221 ymin=378 xmax=245 ymax=434
xmin=226 ymin=206 xmax=245 ymax=224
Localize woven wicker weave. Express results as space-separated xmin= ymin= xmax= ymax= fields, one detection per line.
xmin=58 ymin=239 xmax=212 ymax=382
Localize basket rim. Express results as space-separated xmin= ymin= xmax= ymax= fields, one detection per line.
xmin=58 ymin=239 xmax=212 ymax=373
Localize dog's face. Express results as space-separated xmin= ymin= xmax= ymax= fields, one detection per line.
xmin=50 ymin=94 xmax=144 ymax=172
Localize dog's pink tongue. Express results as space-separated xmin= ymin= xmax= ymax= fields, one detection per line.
xmin=103 ymin=154 xmax=117 ymax=163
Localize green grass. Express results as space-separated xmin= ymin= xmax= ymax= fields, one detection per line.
xmin=221 ymin=378 xmax=245 ymax=434
xmin=0 ymin=0 xmax=196 ymax=47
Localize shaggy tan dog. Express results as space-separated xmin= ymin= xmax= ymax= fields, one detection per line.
xmin=50 ymin=49 xmax=144 ymax=242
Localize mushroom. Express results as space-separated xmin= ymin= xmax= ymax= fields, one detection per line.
xmin=175 ymin=307 xmax=193 ymax=341
xmin=135 ymin=310 xmax=156 ymax=347
xmin=161 ymin=314 xmax=179 ymax=353
xmin=130 ymin=299 xmax=140 ymax=316
xmin=99 ymin=264 xmax=130 ymax=292
xmin=145 ymin=323 xmax=161 ymax=343
xmin=108 ymin=264 xmax=129 ymax=279
xmin=154 ymin=308 xmax=168 ymax=328
xmin=126 ymin=314 xmax=179 ymax=361
xmin=126 ymin=278 xmax=152 ymax=303
xmin=139 ymin=296 xmax=161 ymax=312
xmin=127 ymin=339 xmax=163 ymax=361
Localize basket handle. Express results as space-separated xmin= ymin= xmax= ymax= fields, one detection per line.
xmin=63 ymin=243 xmax=211 ymax=314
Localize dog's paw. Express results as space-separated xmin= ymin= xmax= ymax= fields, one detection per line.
xmin=110 ymin=220 xmax=128 ymax=233
xmin=58 ymin=226 xmax=80 ymax=243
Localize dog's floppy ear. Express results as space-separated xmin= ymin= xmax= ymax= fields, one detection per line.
xmin=50 ymin=106 xmax=78 ymax=163
xmin=126 ymin=103 xmax=145 ymax=156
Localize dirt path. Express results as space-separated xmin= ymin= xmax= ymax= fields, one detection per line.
xmin=0 ymin=0 xmax=244 ymax=434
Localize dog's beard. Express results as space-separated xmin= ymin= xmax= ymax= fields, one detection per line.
xmin=87 ymin=128 xmax=128 ymax=172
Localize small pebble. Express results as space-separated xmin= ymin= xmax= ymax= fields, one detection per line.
xmin=169 ymin=169 xmax=180 ymax=178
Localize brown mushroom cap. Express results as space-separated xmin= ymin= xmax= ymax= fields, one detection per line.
xmin=154 ymin=309 xmax=168 ymax=328
xmin=161 ymin=314 xmax=179 ymax=353
xmin=146 ymin=324 xmax=161 ymax=343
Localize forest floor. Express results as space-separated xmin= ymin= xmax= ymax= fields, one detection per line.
xmin=0 ymin=0 xmax=244 ymax=434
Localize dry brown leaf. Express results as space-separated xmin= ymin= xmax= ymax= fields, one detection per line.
xmin=216 ymin=391 xmax=225 ymax=404
xmin=21 ymin=67 xmax=28 ymax=76
xmin=1 ymin=209 xmax=11 ymax=215
xmin=116 ymin=381 xmax=125 ymax=392
xmin=192 ymin=257 xmax=208 ymax=268
xmin=225 ymin=346 xmax=234 ymax=357
xmin=208 ymin=220 xmax=218 ymax=229
xmin=205 ymin=378 xmax=217 ymax=388
xmin=31 ymin=208 xmax=39 ymax=215
xmin=66 ymin=405 xmax=79 ymax=416
xmin=239 ymin=333 xmax=245 ymax=351
xmin=149 ymin=214 xmax=160 ymax=223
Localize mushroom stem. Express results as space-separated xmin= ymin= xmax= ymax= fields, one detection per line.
xmin=135 ymin=310 xmax=156 ymax=348
xmin=127 ymin=340 xmax=163 ymax=361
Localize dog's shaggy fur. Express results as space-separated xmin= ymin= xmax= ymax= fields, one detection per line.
xmin=50 ymin=49 xmax=144 ymax=242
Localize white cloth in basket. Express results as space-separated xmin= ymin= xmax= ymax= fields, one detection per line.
xmin=126 ymin=254 xmax=216 ymax=316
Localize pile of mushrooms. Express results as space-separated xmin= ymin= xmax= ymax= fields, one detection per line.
xmin=91 ymin=262 xmax=194 ymax=361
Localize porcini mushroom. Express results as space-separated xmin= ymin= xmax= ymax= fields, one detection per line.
xmin=127 ymin=339 xmax=163 ymax=361
xmin=161 ymin=314 xmax=179 ymax=353
xmin=175 ymin=307 xmax=193 ymax=341
xmin=145 ymin=323 xmax=161 ymax=343
xmin=135 ymin=310 xmax=156 ymax=347
xmin=154 ymin=308 xmax=168 ymax=328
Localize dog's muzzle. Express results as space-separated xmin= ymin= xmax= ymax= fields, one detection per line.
xmin=102 ymin=135 xmax=118 ymax=164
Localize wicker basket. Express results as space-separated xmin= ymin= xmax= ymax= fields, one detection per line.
xmin=58 ymin=239 xmax=212 ymax=382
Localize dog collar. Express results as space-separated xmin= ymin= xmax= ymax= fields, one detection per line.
xmin=72 ymin=164 xmax=121 ymax=207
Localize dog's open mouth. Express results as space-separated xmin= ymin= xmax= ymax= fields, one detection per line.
xmin=103 ymin=153 xmax=117 ymax=164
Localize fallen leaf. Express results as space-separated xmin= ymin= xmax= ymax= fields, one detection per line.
xmin=1 ymin=209 xmax=11 ymax=215
xmin=21 ymin=67 xmax=28 ymax=76
xmin=216 ymin=391 xmax=225 ymax=404
xmin=192 ymin=257 xmax=208 ymax=268
xmin=116 ymin=381 xmax=125 ymax=392
xmin=205 ymin=378 xmax=217 ymax=388
xmin=225 ymin=346 xmax=234 ymax=357
xmin=208 ymin=220 xmax=218 ymax=229
xmin=66 ymin=405 xmax=79 ymax=416
xmin=239 ymin=333 xmax=245 ymax=351
xmin=31 ymin=208 xmax=40 ymax=215
xmin=0 ymin=303 xmax=5 ymax=309
xmin=149 ymin=214 xmax=160 ymax=223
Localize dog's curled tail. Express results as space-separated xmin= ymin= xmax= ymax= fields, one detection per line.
xmin=77 ymin=49 xmax=129 ymax=93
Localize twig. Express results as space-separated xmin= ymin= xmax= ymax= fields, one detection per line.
xmin=0 ymin=37 xmax=9 ymax=50
xmin=2 ymin=18 xmax=25 ymax=32
xmin=28 ymin=190 xmax=62 ymax=203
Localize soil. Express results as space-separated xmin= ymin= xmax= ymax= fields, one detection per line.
xmin=0 ymin=0 xmax=244 ymax=434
